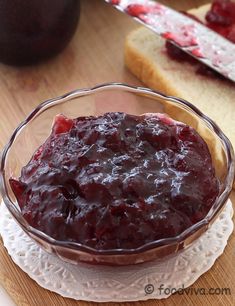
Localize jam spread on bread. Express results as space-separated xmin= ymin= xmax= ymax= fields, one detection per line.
xmin=206 ymin=0 xmax=235 ymax=43
xmin=166 ymin=0 xmax=235 ymax=78
xmin=10 ymin=112 xmax=219 ymax=250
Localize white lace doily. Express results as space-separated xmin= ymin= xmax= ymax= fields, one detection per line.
xmin=0 ymin=200 xmax=233 ymax=302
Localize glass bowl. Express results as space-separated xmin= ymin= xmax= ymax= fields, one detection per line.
xmin=0 ymin=83 xmax=234 ymax=266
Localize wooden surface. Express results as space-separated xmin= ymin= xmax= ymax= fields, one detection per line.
xmin=0 ymin=0 xmax=234 ymax=305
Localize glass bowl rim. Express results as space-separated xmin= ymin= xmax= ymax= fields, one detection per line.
xmin=0 ymin=82 xmax=234 ymax=256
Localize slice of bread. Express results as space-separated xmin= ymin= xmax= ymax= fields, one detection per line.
xmin=125 ymin=4 xmax=235 ymax=188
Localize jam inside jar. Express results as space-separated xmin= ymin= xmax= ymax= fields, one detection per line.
xmin=0 ymin=0 xmax=80 ymax=65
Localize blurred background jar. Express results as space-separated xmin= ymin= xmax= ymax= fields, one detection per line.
xmin=0 ymin=0 xmax=80 ymax=66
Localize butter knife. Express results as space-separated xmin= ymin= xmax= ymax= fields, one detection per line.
xmin=105 ymin=0 xmax=235 ymax=82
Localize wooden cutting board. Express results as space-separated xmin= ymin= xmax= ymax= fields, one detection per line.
xmin=0 ymin=1 xmax=234 ymax=305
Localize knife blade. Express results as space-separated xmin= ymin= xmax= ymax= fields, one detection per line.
xmin=105 ymin=0 xmax=235 ymax=82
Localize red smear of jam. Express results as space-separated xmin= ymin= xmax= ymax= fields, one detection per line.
xmin=126 ymin=3 xmax=164 ymax=18
xmin=126 ymin=4 xmax=149 ymax=17
xmin=190 ymin=48 xmax=204 ymax=58
xmin=162 ymin=27 xmax=198 ymax=48
xmin=166 ymin=0 xmax=235 ymax=79
xmin=10 ymin=112 xmax=219 ymax=250
xmin=109 ymin=0 xmax=120 ymax=5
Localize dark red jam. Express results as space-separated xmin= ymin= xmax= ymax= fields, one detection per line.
xmin=10 ymin=112 xmax=219 ymax=250
xmin=206 ymin=0 xmax=235 ymax=42
xmin=166 ymin=0 xmax=235 ymax=78
xmin=126 ymin=4 xmax=149 ymax=17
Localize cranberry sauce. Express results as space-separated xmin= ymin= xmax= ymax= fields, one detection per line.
xmin=166 ymin=0 xmax=235 ymax=78
xmin=10 ymin=112 xmax=219 ymax=250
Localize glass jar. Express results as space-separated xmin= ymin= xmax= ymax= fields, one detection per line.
xmin=0 ymin=0 xmax=80 ymax=65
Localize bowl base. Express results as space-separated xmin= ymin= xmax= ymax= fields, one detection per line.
xmin=0 ymin=200 xmax=233 ymax=302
